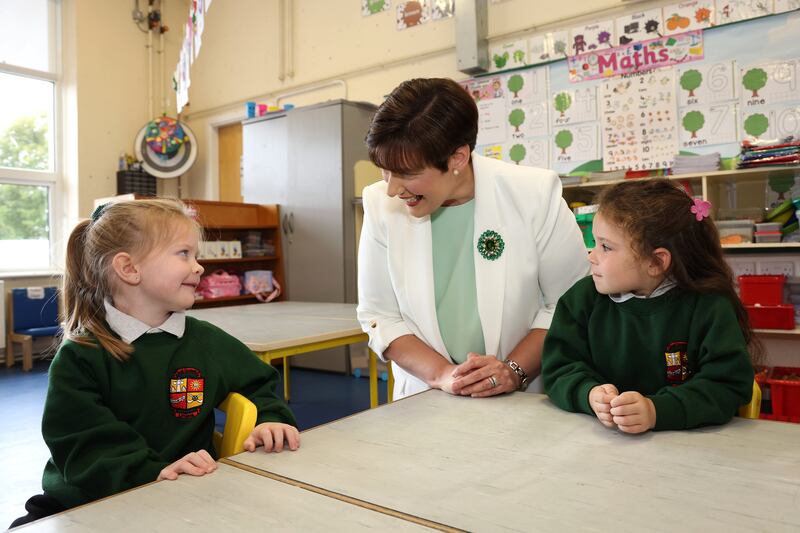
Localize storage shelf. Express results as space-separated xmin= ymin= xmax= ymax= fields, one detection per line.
xmin=194 ymin=294 xmax=259 ymax=305
xmin=563 ymin=166 xmax=799 ymax=189
xmin=722 ymin=243 xmax=800 ymax=250
xmin=754 ymin=327 xmax=800 ymax=336
xmin=202 ymin=225 xmax=278 ymax=230
xmin=198 ymin=256 xmax=277 ymax=264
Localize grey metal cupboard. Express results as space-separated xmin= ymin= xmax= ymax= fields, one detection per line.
xmin=241 ymin=100 xmax=377 ymax=372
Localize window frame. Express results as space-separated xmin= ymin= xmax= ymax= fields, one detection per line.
xmin=0 ymin=0 xmax=61 ymax=274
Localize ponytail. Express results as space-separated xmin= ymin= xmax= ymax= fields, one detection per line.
xmin=62 ymin=219 xmax=133 ymax=361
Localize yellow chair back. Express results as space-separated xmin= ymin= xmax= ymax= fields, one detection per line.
xmin=738 ymin=381 xmax=761 ymax=420
xmin=213 ymin=392 xmax=258 ymax=458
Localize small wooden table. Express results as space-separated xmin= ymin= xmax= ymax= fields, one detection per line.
xmin=226 ymin=390 xmax=800 ymax=532
xmin=188 ymin=302 xmax=392 ymax=408
xmin=19 ymin=463 xmax=434 ymax=532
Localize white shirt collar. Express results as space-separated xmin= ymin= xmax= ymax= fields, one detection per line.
xmin=103 ymin=300 xmax=186 ymax=344
xmin=609 ymin=277 xmax=677 ymax=304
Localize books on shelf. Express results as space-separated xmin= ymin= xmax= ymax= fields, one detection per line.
xmin=739 ymin=136 xmax=800 ymax=169
xmin=585 ymin=170 xmax=627 ymax=181
xmin=672 ymin=152 xmax=721 ymax=175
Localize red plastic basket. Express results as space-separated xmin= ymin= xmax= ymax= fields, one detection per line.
xmin=744 ymin=304 xmax=795 ymax=329
xmin=738 ymin=275 xmax=785 ymax=306
xmin=768 ymin=366 xmax=800 ymax=418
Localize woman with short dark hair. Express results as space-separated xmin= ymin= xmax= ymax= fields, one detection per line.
xmin=357 ymin=78 xmax=588 ymax=400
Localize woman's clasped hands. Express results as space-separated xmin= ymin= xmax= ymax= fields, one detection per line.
xmin=443 ymin=353 xmax=520 ymax=397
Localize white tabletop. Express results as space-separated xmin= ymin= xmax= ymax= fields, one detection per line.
xmin=18 ymin=463 xmax=432 ymax=532
xmin=228 ymin=390 xmax=800 ymax=532
xmin=187 ymin=302 xmax=363 ymax=351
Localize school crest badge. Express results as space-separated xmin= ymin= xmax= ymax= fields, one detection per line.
xmin=169 ymin=367 xmax=204 ymax=418
xmin=664 ymin=341 xmax=689 ymax=385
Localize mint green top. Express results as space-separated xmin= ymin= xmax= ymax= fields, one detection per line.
xmin=431 ymin=200 xmax=485 ymax=364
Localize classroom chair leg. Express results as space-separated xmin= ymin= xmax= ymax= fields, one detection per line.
xmin=5 ymin=336 xmax=12 ymax=368
xmin=22 ymin=337 xmax=33 ymax=371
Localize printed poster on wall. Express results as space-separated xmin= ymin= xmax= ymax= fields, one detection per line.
xmin=551 ymin=86 xmax=598 ymax=126
xmin=552 ymin=124 xmax=599 ymax=165
xmin=662 ymin=1 xmax=715 ymax=35
xmin=676 ymin=61 xmax=736 ymax=106
xmin=431 ymin=0 xmax=454 ymax=20
xmin=362 ymin=0 xmax=391 ymax=16
xmin=568 ymin=20 xmax=615 ymax=56
xmin=615 ymin=8 xmax=663 ymax=46
xmin=504 ymin=138 xmax=550 ymax=168
xmin=505 ymin=70 xmax=549 ymax=141
xmin=462 ymin=77 xmax=507 ymax=146
xmin=490 ymin=39 xmax=529 ymax=72
xmin=396 ymin=1 xmax=429 ymax=30
xmin=740 ymin=60 xmax=800 ymax=107
xmin=601 ymin=69 xmax=678 ymax=171
xmin=715 ymin=0 xmax=772 ymax=25
xmin=568 ymin=30 xmax=704 ymax=83
xmin=679 ymin=103 xmax=739 ymax=148
xmin=741 ymin=104 xmax=800 ymax=140
xmin=528 ymin=31 xmax=568 ymax=65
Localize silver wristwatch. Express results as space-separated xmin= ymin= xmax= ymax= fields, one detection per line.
xmin=504 ymin=358 xmax=530 ymax=390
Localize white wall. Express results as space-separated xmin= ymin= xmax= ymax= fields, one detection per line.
xmin=60 ymin=0 xmax=186 ymax=223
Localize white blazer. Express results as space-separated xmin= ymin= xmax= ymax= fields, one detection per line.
xmin=357 ymin=154 xmax=589 ymax=399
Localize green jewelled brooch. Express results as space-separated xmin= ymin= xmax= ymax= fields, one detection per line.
xmin=477 ymin=230 xmax=505 ymax=261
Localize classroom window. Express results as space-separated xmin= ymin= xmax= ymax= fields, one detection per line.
xmin=0 ymin=183 xmax=52 ymax=271
xmin=0 ymin=0 xmax=57 ymax=73
xmin=0 ymin=73 xmax=55 ymax=173
xmin=0 ymin=0 xmax=60 ymax=272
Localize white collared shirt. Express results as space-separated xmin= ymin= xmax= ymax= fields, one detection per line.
xmin=609 ymin=277 xmax=677 ymax=304
xmin=103 ymin=300 xmax=186 ymax=344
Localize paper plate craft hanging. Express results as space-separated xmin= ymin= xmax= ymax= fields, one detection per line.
xmin=134 ymin=116 xmax=198 ymax=178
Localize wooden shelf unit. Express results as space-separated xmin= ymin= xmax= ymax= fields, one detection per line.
xmin=563 ymin=166 xmax=800 ymax=251
xmin=185 ymin=200 xmax=285 ymax=309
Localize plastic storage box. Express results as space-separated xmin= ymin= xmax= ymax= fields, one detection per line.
xmin=768 ymin=366 xmax=800 ymax=418
xmin=754 ymin=231 xmax=781 ymax=243
xmin=744 ymin=304 xmax=795 ymax=329
xmin=738 ymin=275 xmax=785 ymax=305
xmin=575 ymin=213 xmax=595 ymax=249
xmin=715 ymin=219 xmax=754 ymax=244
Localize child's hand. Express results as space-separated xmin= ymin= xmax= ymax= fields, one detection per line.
xmin=609 ymin=391 xmax=656 ymax=434
xmin=589 ymin=384 xmax=619 ymax=428
xmin=243 ymin=422 xmax=300 ymax=453
xmin=157 ymin=450 xmax=217 ymax=481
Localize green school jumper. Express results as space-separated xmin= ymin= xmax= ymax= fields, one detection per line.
xmin=431 ymin=200 xmax=486 ymax=363
xmin=542 ymin=277 xmax=754 ymax=430
xmin=40 ymin=317 xmax=296 ymax=508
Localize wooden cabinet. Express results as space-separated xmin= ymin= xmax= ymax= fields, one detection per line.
xmin=185 ymin=200 xmax=285 ymax=308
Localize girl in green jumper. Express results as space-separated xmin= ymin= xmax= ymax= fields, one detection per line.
xmin=11 ymin=199 xmax=298 ymax=528
xmin=542 ymin=179 xmax=756 ymax=434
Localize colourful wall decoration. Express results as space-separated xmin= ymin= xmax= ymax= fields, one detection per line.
xmin=468 ymin=8 xmax=800 ymax=175
xmin=568 ymin=30 xmax=704 ymax=83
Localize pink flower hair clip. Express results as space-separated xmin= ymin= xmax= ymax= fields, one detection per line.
xmin=690 ymin=198 xmax=712 ymax=221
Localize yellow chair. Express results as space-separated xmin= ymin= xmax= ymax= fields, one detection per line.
xmin=738 ymin=381 xmax=762 ymax=419
xmin=213 ymin=392 xmax=257 ymax=458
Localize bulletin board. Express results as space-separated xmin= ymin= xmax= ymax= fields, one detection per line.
xmin=464 ymin=3 xmax=800 ymax=175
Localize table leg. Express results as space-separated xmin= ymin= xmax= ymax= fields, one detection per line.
xmin=387 ymin=362 xmax=394 ymax=404
xmin=283 ymin=356 xmax=290 ymax=403
xmin=369 ymin=349 xmax=378 ymax=409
